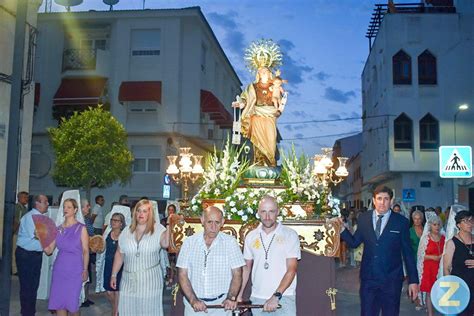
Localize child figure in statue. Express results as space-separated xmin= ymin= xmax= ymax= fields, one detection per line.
xmin=270 ymin=76 xmax=288 ymax=113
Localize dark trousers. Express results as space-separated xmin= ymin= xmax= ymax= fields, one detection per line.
xmin=15 ymin=246 xmax=43 ymax=316
xmin=360 ymin=278 xmax=403 ymax=316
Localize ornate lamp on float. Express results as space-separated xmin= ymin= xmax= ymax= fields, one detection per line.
xmin=312 ymin=148 xmax=349 ymax=185
xmin=312 ymin=148 xmax=348 ymax=218
xmin=166 ymin=147 xmax=203 ymax=210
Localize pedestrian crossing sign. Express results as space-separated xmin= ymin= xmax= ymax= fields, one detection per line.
xmin=439 ymin=146 xmax=472 ymax=178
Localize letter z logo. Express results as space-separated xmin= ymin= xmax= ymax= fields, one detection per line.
xmin=432 ymin=276 xmax=470 ymax=315
xmin=438 ymin=281 xmax=460 ymax=307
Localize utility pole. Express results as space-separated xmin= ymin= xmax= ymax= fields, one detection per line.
xmin=0 ymin=0 xmax=28 ymax=315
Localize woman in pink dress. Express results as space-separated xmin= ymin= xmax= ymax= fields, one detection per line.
xmin=45 ymin=198 xmax=89 ymax=316
xmin=418 ymin=214 xmax=445 ymax=316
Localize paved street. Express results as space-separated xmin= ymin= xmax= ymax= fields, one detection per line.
xmin=8 ymin=265 xmax=442 ymax=315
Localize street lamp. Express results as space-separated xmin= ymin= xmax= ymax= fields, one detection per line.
xmin=454 ymin=103 xmax=469 ymax=145
xmin=166 ymin=147 xmax=204 ymax=210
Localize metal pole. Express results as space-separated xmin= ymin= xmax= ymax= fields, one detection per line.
xmin=452 ymin=111 xmax=459 ymax=204
xmin=454 ymin=111 xmax=458 ymax=145
xmin=0 ymin=0 xmax=28 ymax=315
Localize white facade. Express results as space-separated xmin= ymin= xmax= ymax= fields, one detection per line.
xmin=30 ymin=7 xmax=241 ymax=205
xmin=361 ymin=0 xmax=474 ymax=210
xmin=0 ymin=0 xmax=42 ymax=247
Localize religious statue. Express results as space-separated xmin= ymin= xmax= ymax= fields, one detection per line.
xmin=232 ymin=40 xmax=288 ymax=167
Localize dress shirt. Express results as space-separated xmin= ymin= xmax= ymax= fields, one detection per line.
xmin=372 ymin=209 xmax=392 ymax=235
xmin=16 ymin=208 xmax=44 ymax=251
xmin=176 ymin=232 xmax=245 ymax=298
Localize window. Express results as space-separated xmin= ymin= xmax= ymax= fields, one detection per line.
xmin=131 ymin=29 xmax=160 ymax=56
xmin=80 ymin=39 xmax=107 ymax=50
xmin=418 ymin=50 xmax=437 ymax=85
xmin=420 ymin=181 xmax=431 ymax=188
xmin=201 ymin=43 xmax=207 ymax=72
xmin=133 ymin=158 xmax=161 ymax=173
xmin=394 ymin=113 xmax=413 ymax=149
xmin=392 ymin=50 xmax=412 ymax=85
xmin=133 ymin=158 xmax=146 ymax=172
xmin=132 ymin=145 xmax=161 ymax=173
xmin=419 ymin=113 xmax=439 ymax=149
xmin=128 ymin=103 xmax=157 ymax=113
xmin=208 ymin=128 xmax=214 ymax=140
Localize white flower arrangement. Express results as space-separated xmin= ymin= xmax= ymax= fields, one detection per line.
xmin=279 ymin=147 xmax=341 ymax=219
xmin=223 ymin=188 xmax=279 ymax=222
xmin=190 ymin=138 xmax=249 ymax=216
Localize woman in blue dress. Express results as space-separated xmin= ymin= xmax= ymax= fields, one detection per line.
xmin=103 ymin=213 xmax=126 ymax=316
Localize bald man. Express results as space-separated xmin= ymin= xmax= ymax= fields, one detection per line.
xmin=239 ymin=196 xmax=301 ymax=315
xmin=177 ymin=206 xmax=245 ymax=315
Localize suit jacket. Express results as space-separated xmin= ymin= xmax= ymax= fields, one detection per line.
xmin=341 ymin=210 xmax=418 ymax=284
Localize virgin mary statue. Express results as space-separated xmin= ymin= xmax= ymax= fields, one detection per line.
xmin=233 ymin=40 xmax=288 ymax=167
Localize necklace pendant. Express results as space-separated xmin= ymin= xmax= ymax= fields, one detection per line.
xmin=136 ymin=252 xmax=140 ymax=257
xmin=264 ymin=261 xmax=269 ymax=270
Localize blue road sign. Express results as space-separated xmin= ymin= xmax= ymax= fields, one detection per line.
xmin=439 ymin=146 xmax=472 ymax=178
xmin=402 ymin=189 xmax=415 ymax=202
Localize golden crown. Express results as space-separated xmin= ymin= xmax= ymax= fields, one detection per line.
xmin=244 ymin=39 xmax=283 ymax=73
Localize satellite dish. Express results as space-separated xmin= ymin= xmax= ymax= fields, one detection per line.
xmin=54 ymin=0 xmax=83 ymax=11
xmin=103 ymin=0 xmax=119 ymax=10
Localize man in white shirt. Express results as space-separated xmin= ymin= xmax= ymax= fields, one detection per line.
xmin=16 ymin=194 xmax=49 ymax=316
xmin=91 ymin=195 xmax=105 ymax=235
xmin=177 ymin=206 xmax=245 ymax=315
xmin=239 ymin=196 xmax=300 ymax=315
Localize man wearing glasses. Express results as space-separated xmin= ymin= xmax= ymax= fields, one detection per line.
xmin=16 ymin=194 xmax=49 ymax=316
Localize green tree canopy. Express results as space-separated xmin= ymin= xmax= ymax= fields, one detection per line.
xmin=48 ymin=106 xmax=133 ymax=199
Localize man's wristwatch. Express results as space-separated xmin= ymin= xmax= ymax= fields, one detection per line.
xmin=273 ymin=292 xmax=282 ymax=300
xmin=226 ymin=295 xmax=236 ymax=302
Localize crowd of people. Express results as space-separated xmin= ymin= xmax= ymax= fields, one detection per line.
xmin=12 ymin=186 xmax=473 ymax=316
xmin=13 ymin=193 xmax=176 ymax=316
xmin=338 ymin=187 xmax=474 ymax=316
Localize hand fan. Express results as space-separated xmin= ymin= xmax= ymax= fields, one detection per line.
xmin=89 ymin=235 xmax=105 ymax=253
xmin=32 ymin=214 xmax=58 ymax=249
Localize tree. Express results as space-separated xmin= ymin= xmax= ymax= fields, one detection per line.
xmin=48 ymin=106 xmax=133 ymax=201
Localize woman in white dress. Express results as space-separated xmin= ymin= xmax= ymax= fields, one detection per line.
xmin=110 ymin=199 xmax=170 ymax=315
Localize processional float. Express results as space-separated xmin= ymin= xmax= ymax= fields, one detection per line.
xmin=167 ymin=39 xmax=348 ymax=315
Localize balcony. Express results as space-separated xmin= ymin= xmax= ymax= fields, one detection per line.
xmin=62 ymin=49 xmax=96 ymax=71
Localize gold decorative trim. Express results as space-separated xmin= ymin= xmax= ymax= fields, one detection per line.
xmin=170 ymin=217 xmax=341 ymax=257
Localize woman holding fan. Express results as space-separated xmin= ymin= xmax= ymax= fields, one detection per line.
xmin=45 ymin=198 xmax=89 ymax=316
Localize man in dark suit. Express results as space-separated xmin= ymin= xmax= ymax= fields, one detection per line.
xmin=339 ymin=186 xmax=419 ymax=315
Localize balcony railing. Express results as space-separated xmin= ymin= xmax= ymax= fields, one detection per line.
xmin=366 ymin=2 xmax=456 ymax=50
xmin=62 ymin=48 xmax=96 ymax=71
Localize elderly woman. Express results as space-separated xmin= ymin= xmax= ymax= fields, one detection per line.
xmin=45 ymin=198 xmax=89 ymax=316
xmin=417 ymin=214 xmax=445 ymax=316
xmin=110 ymin=199 xmax=170 ymax=315
xmin=410 ymin=210 xmax=425 ymax=261
xmin=443 ymin=210 xmax=474 ymax=316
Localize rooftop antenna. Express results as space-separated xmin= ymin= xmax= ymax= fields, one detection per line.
xmin=103 ymin=0 xmax=119 ymax=11
xmin=54 ymin=0 xmax=83 ymax=12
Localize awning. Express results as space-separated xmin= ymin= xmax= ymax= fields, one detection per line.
xmin=119 ymin=81 xmax=162 ymax=104
xmin=53 ymin=77 xmax=107 ymax=106
xmin=34 ymin=83 xmax=40 ymax=106
xmin=200 ymin=90 xmax=232 ymax=128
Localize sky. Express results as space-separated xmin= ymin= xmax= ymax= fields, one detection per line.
xmin=39 ymin=0 xmax=400 ymax=156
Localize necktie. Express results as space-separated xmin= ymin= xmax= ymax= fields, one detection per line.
xmin=375 ymin=215 xmax=384 ymax=239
